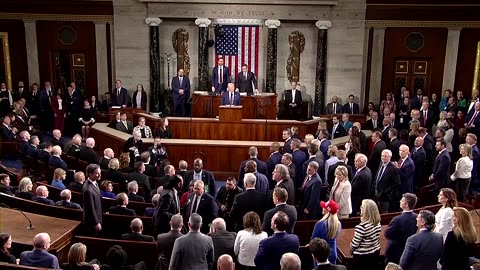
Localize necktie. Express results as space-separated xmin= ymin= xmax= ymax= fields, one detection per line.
xmin=190 ymin=196 xmax=199 ymax=216
xmin=117 ymin=89 xmax=121 ymax=104
xmin=332 ymin=125 xmax=336 ymax=136
xmin=94 ymin=181 xmax=99 ymax=190
xmin=376 ymin=165 xmax=386 ymax=187
xmin=424 ymin=111 xmax=427 ymax=126
xmin=244 ymin=72 xmax=247 ymax=79
xmin=174 ymin=193 xmax=180 ymax=213
xmin=301 ymin=175 xmax=311 ymax=190
xmin=179 ymin=77 xmax=183 ymax=85
xmin=219 ymin=67 xmax=223 ymax=83
xmin=398 ymin=159 xmax=404 ymax=168
xmin=292 ymin=90 xmax=295 ymax=101
xmin=123 ymin=121 xmax=128 ymax=129
xmin=333 ymin=103 xmax=336 ymax=113
xmin=351 ymin=103 xmax=354 ymax=113
xmin=230 ymin=93 xmax=233 ymax=105
xmin=468 ymin=111 xmax=478 ymax=126
xmin=373 ymin=120 xmax=376 ymax=128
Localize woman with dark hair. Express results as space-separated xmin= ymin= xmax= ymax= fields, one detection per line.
xmin=90 ymin=96 xmax=101 ymax=112
xmin=397 ymin=96 xmax=411 ymax=130
xmin=0 ymin=233 xmax=16 ymax=263
xmin=155 ymin=118 xmax=172 ymax=139
xmin=380 ymin=92 xmax=396 ymax=115
xmin=78 ymin=99 xmax=96 ymax=139
xmin=363 ymin=102 xmax=376 ymax=116
xmin=99 ymin=180 xmax=116 ymax=199
xmin=435 ymin=188 xmax=458 ymax=241
xmin=51 ymin=88 xmax=66 ymax=132
xmin=100 ymin=245 xmax=146 ymax=270
xmin=132 ymin=84 xmax=147 ymax=110
xmin=234 ymin=211 xmax=267 ymax=270
xmin=346 ymin=136 xmax=361 ymax=168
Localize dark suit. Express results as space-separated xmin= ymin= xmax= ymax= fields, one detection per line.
xmin=101 ymin=98 xmax=113 ymax=111
xmin=266 ymin=151 xmax=282 ymax=188
xmin=432 ymin=150 xmax=451 ymax=190
xmin=411 ymin=95 xmax=423 ymax=109
xmin=66 ymin=144 xmax=81 ymax=158
xmin=276 ymin=178 xmax=296 ymax=205
xmin=0 ymin=125 xmax=16 ymax=141
xmin=365 ymin=118 xmax=380 ymax=130
xmin=98 ymin=157 xmax=111 ymax=170
xmin=212 ymin=65 xmax=230 ymax=93
xmin=381 ymin=126 xmax=390 ymax=146
xmin=385 ymin=211 xmax=418 ymax=264
xmin=375 ymin=162 xmax=401 ymax=213
xmin=411 ymin=147 xmax=427 ymax=186
xmin=69 ymin=182 xmax=84 ymax=194
xmin=419 ymin=109 xmax=434 ymax=131
xmin=292 ymin=149 xmax=307 ymax=187
xmin=109 ymin=205 xmax=136 ymax=216
xmin=324 ymin=102 xmax=342 ymax=114
xmin=209 ymin=230 xmax=236 ymax=270
xmin=171 ymin=76 xmax=191 ymax=117
xmin=399 ymin=230 xmax=443 ymax=270
xmin=19 ymin=249 xmax=59 ymax=269
xmin=327 ymin=161 xmax=353 ymax=188
xmin=185 ymin=192 xmax=219 ymax=234
xmin=319 ymin=139 xmax=331 ymax=159
xmin=284 ymin=89 xmax=302 ymax=119
xmin=331 ymin=124 xmax=345 ymax=139
xmin=154 ymin=189 xmax=180 ymax=234
xmin=78 ymin=146 xmax=99 ymax=165
xmin=254 ymin=232 xmax=300 ymax=270
xmin=389 ymin=138 xmax=401 ymax=162
xmin=230 ymin=189 xmax=267 ymax=231
xmin=351 ymin=167 xmax=372 ymax=215
xmin=157 ymin=230 xmax=183 ymax=270
xmin=55 ymin=200 xmax=82 ymax=210
xmin=399 ymin=157 xmax=415 ymax=194
xmin=302 ymin=173 xmax=322 ymax=219
xmin=122 ymin=232 xmax=155 ymax=242
xmin=82 ymin=180 xmax=103 ymax=235
xmin=116 ymin=121 xmax=134 ymax=134
xmin=128 ymin=172 xmax=151 ymax=201
xmin=238 ymin=158 xmax=268 ymax=188
xmin=367 ymin=140 xmax=387 ymax=180
xmin=39 ymin=89 xmax=54 ymax=132
xmin=262 ymin=204 xmax=297 ymax=236
xmin=128 ymin=192 xmax=145 ymax=202
xmin=183 ymin=170 xmax=216 ymax=196
xmin=148 ymin=145 xmax=168 ymax=167
xmin=216 ymin=186 xmax=243 ymax=216
xmin=12 ymin=87 xmax=29 ymax=102
xmin=33 ymin=197 xmax=54 ymax=205
xmin=314 ymin=264 xmax=347 ymax=270
xmin=37 ymin=150 xmax=51 ymax=164
xmin=342 ymin=102 xmax=360 ymax=114
xmin=235 ymin=71 xmax=257 ymax=94
xmin=132 ymin=90 xmax=147 ymax=110
xmin=221 ymin=91 xmax=241 ymax=106
xmin=112 ymin=87 xmax=129 ymax=107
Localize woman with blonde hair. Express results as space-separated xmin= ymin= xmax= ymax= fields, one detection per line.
xmin=329 ymin=166 xmax=352 ymax=219
xmin=118 ymin=153 xmax=133 ymax=173
xmin=435 ymin=188 xmax=458 ymax=241
xmin=350 ymin=199 xmax=381 ymax=270
xmin=451 ymin=144 xmax=473 ymax=201
xmin=62 ymin=242 xmax=100 ymax=270
xmin=15 ymin=177 xmax=35 ymax=200
xmin=234 ymin=211 xmax=268 ymax=270
xmin=408 ymin=119 xmax=420 ymax=146
xmin=311 ymin=200 xmax=342 ymax=264
xmin=440 ymin=207 xmax=477 ymax=270
xmin=51 ymin=168 xmax=67 ymax=190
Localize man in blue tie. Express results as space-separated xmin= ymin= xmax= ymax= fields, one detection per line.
xmin=221 ymin=83 xmax=241 ymax=106
xmin=375 ymin=149 xmax=401 ymax=213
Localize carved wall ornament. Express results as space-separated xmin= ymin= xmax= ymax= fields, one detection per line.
xmin=172 ymin=28 xmax=190 ymax=76
xmin=286 ymin=31 xmax=305 ymax=83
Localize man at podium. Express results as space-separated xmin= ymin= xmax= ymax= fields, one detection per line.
xmin=221 ymin=83 xmax=241 ymax=106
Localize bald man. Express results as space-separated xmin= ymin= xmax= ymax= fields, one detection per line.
xmin=217 ymin=254 xmax=235 ymax=270
xmin=78 ymin=137 xmax=99 ymax=164
xmin=33 ymin=186 xmax=54 ymax=205
xmin=20 ymin=233 xmax=59 ymax=269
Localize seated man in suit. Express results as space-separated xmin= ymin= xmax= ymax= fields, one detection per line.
xmin=221 ymin=83 xmax=241 ymax=106
xmin=19 ymin=233 xmax=60 ymax=269
xmin=108 ymin=192 xmax=136 ymax=216
xmin=127 ymin=180 xmax=145 ymax=202
xmin=309 ymin=238 xmax=347 ymax=270
xmin=78 ymin=138 xmax=99 ymax=164
xmin=0 ymin=174 xmax=16 ymax=195
xmin=284 ymin=81 xmax=302 ymax=120
xmin=342 ymin=94 xmax=360 ymax=114
xmin=99 ymin=148 xmax=115 ymax=170
xmin=37 ymin=142 xmax=53 ymax=165
xmin=325 ymin=96 xmax=342 ymax=115
xmin=122 ymin=218 xmax=155 ymax=242
xmin=235 ymin=64 xmax=258 ymax=95
xmin=19 ymin=130 xmax=31 ymax=154
xmin=263 ymin=187 xmax=297 ymax=235
xmin=50 ymin=129 xmax=64 ymax=149
xmin=55 ymin=189 xmax=82 ymax=210
xmin=331 ymin=115 xmax=346 ymax=139
xmin=48 ymin=146 xmax=68 ymax=171
xmin=254 ymin=211 xmax=300 ymax=270
xmin=27 ymin=135 xmax=41 ymax=158
xmin=115 ymin=112 xmax=133 ymax=134
xmin=1 ymin=115 xmax=18 ymax=141
xmin=33 ymin=185 xmax=54 ymax=205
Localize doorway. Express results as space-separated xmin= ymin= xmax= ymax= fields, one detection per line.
xmin=50 ymin=50 xmax=86 ymax=95
xmin=391 ymin=59 xmax=432 ymax=99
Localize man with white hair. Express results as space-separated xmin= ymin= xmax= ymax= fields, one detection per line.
xmin=19 ymin=130 xmax=31 ymax=154
xmin=48 ymin=145 xmax=68 ymax=171
xmin=33 ymin=186 xmax=54 ymax=205
xmin=78 ymin=137 xmax=99 ymax=164
xmin=99 ymin=148 xmax=115 ymax=170
xmin=157 ymin=214 xmax=184 ymax=269
xmin=55 ymin=189 xmax=82 ymax=209
xmin=19 ymin=233 xmax=59 ymax=269
xmin=169 ymin=213 xmax=214 ymax=270
xmin=51 ymin=129 xmax=64 ymax=149
xmin=280 ymin=253 xmax=301 ymax=270
xmin=209 ymin=218 xmax=236 ymax=270
xmin=122 ymin=218 xmax=155 ymax=242
xmin=127 ymin=180 xmax=145 ymax=202
xmin=352 ymin=154 xmax=372 ymax=216
xmin=352 ymin=122 xmax=367 ymax=153
xmin=66 ymin=134 xmax=82 ymax=157
xmin=185 ymin=180 xmax=218 ymax=234
xmin=124 ymin=130 xmax=143 ymax=167
xmin=230 ymin=173 xmax=268 ymax=231
xmin=375 ymin=149 xmax=401 ymax=213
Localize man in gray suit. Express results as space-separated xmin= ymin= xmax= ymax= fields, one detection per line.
xmin=156 ymin=215 xmax=183 ymax=270
xmin=169 ymin=213 xmax=214 ymax=270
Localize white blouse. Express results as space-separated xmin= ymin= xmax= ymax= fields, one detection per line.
xmin=434 ymin=207 xmax=454 ymax=241
xmin=451 ymin=156 xmax=473 ymax=180
xmin=57 ymin=97 xmax=63 ymax=110
xmin=234 ymin=229 xmax=267 ymax=266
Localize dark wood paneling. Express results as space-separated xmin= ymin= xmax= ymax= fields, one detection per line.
xmin=0 ymin=0 xmax=113 ymax=15
xmin=381 ymin=27 xmax=448 ymax=101
xmin=36 ymin=20 xmax=97 ymax=97
xmin=0 ymin=19 xmax=29 ymax=87
xmin=455 ymin=28 xmax=480 ymax=96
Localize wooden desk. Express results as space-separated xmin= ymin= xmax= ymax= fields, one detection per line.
xmin=336 ymin=225 xmax=387 ymax=266
xmin=1 ymin=207 xmax=80 ymax=261
xmin=191 ymin=92 xmax=277 ymax=119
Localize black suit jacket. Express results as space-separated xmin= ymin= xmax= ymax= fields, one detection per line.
xmin=235 ymin=71 xmax=257 ymax=93
xmin=385 ymin=211 xmax=418 ymax=264
xmin=156 ymin=230 xmax=183 ymax=269
xmin=128 ymin=172 xmax=151 ymax=201
xmin=132 ymin=90 xmax=147 ymax=110
xmin=314 ymin=264 xmax=347 ymax=270
xmin=419 ymin=109 xmax=435 ymax=131
xmin=122 ymin=232 xmax=155 ymax=242
xmin=78 ymin=147 xmax=99 ymax=165
xmin=327 ymin=161 xmax=353 ymax=188
xmin=82 ymin=180 xmax=103 ymax=233
xmin=109 ymin=205 xmax=136 ymax=216
xmin=375 ymin=162 xmax=401 ymax=202
xmin=302 ymin=156 xmax=325 ymax=183
xmin=262 ymin=204 xmax=297 ymax=236
xmin=276 ymin=179 xmax=295 ymax=206
xmin=389 ymin=138 xmax=401 ymax=161
xmin=154 ymin=189 xmax=180 ymax=234
xmin=0 ymin=125 xmax=16 ymax=141
xmin=33 ymin=197 xmax=55 ymax=205
xmin=112 ymin=87 xmax=129 ymax=106
xmin=98 ymin=157 xmax=111 ymax=170
xmin=216 ymin=186 xmax=243 ymax=214
xmin=26 ymin=144 xmax=40 ymax=158
xmin=365 ymin=118 xmax=380 ymax=130
xmin=69 ymin=182 xmax=84 ymax=193
xmin=368 ymin=140 xmax=387 ymax=178
xmin=184 ymin=193 xmax=218 ymax=234
xmin=55 ymin=200 xmax=82 ymax=210
xmin=128 ymin=192 xmax=145 ymax=202
xmin=331 ymin=124 xmax=346 ymax=139
xmin=50 ymin=138 xmax=64 ymax=149
xmin=432 ymin=150 xmax=451 ymax=189
xmin=411 ymin=147 xmax=427 ymax=183
xmin=12 ymin=87 xmax=30 ymax=102
xmin=266 ymin=152 xmax=282 ymax=187
xmin=238 ymin=158 xmax=268 ymax=188
xmin=284 ymin=89 xmax=302 ymax=106
xmin=184 ymin=170 xmax=216 ymax=196
xmin=209 ymin=230 xmax=237 ymax=270
xmin=66 ymin=144 xmax=81 ymax=158
xmin=37 ymin=150 xmax=51 ymax=164
xmin=116 ymin=121 xmax=134 ymax=134
xmin=342 ymin=102 xmax=360 ymax=114
xmin=230 ymin=189 xmax=268 ymax=231
xmin=351 ymin=167 xmax=372 ymax=215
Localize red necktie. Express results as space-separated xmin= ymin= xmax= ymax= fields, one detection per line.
xmin=468 ymin=111 xmax=478 ymax=126
xmin=424 ymin=111 xmax=427 ymax=126
xmin=398 ymin=158 xmax=403 ymax=168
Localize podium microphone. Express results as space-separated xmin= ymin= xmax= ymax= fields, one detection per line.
xmin=1 ymin=203 xmax=35 ymax=230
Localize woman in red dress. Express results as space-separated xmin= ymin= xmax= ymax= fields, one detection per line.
xmin=51 ymin=88 xmax=66 ymax=132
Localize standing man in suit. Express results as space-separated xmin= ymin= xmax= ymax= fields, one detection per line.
xmin=465 ymin=101 xmax=480 ymax=134
xmin=388 ymin=128 xmax=401 ymax=161
xmin=154 ymin=175 xmax=183 ymax=234
xmin=212 ymin=57 xmax=230 ymax=94
xmin=65 ymin=85 xmax=84 ymax=136
xmin=157 ymin=215 xmax=183 ymax=270
xmin=12 ymin=81 xmax=29 ymax=102
xmin=82 ymin=164 xmax=102 ymax=236
xmin=411 ymin=137 xmax=427 ymax=187
xmin=282 ymin=128 xmax=293 ymax=153
xmin=397 ymin=145 xmax=415 ymax=194
xmin=367 ymin=131 xmax=386 ymax=181
xmin=301 ymin=161 xmax=323 ymax=220
xmin=216 ymin=177 xmax=243 ymax=224
xmin=309 ymin=238 xmax=347 ymax=270
xmin=244 ymin=160 xmax=269 ymax=194
xmin=128 ymin=161 xmax=151 ymax=202
xmin=324 ymin=96 xmax=342 ymax=115
xmin=221 ymin=83 xmax=241 ymax=106
xmin=365 ymin=111 xmax=380 ymax=130
xmin=254 ymin=211 xmax=300 ymax=270
xmin=112 ymin=80 xmax=129 ymax=107
xmin=238 ymin=146 xmax=268 ymax=188
xmin=290 ymin=138 xmax=307 ymax=187
xmin=263 ymin=187 xmax=297 ymax=235
xmin=419 ymin=101 xmax=434 ymax=131
xmin=39 ymin=81 xmax=54 ymax=132
xmin=284 ymin=81 xmax=302 ymax=119
xmin=411 ymin=88 xmax=423 ymax=109
xmin=399 ymin=210 xmax=443 ymax=270
xmin=331 ymin=115 xmax=345 ymax=139
xmin=184 ymin=180 xmax=218 ymax=234
xmin=466 ymin=133 xmax=479 ymax=193
xmin=208 ymin=218 xmax=237 ymax=270
xmin=169 ymin=213 xmax=214 ymax=270
xmin=266 ymin=142 xmax=283 ymax=189
xmin=342 ymin=94 xmax=360 ymax=114
xmin=235 ymin=64 xmax=258 ymax=95
xmin=272 ymin=164 xmax=296 ymax=205
xmin=384 ymin=193 xmax=418 ymax=264
xmin=429 ymin=139 xmax=451 ymax=191
xmin=317 ymin=129 xmax=331 ymax=158
xmin=230 ymin=173 xmax=268 ymax=231
xmin=302 ymin=143 xmax=325 ymax=185
xmin=351 ymin=154 xmax=372 ymax=216
xmin=375 ymin=149 xmax=401 ymax=213
xmin=184 ymin=158 xmax=216 ymax=196
xmin=171 ymin=69 xmax=191 ymax=117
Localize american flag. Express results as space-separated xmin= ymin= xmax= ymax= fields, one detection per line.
xmin=215 ymin=25 xmax=260 ymax=82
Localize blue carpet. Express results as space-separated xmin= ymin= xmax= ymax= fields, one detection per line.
xmin=0 ymin=159 xmax=23 ymax=170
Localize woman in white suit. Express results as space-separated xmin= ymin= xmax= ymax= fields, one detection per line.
xmin=434 ymin=188 xmax=458 ymax=241
xmin=329 ymin=165 xmax=352 ymax=219
xmin=451 ymin=144 xmax=473 ymax=201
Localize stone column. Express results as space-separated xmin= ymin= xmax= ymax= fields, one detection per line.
xmin=442 ymin=28 xmax=461 ymax=91
xmin=369 ymin=27 xmax=386 ymax=105
xmin=195 ymin=18 xmax=212 ymax=91
xmin=313 ymin=20 xmax=332 ymax=116
xmin=95 ymin=22 xmax=109 ymax=94
xmin=145 ymin=17 xmax=162 ymax=112
xmin=264 ymin=20 xmax=281 ymax=93
xmin=23 ymin=20 xmax=40 ymax=85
